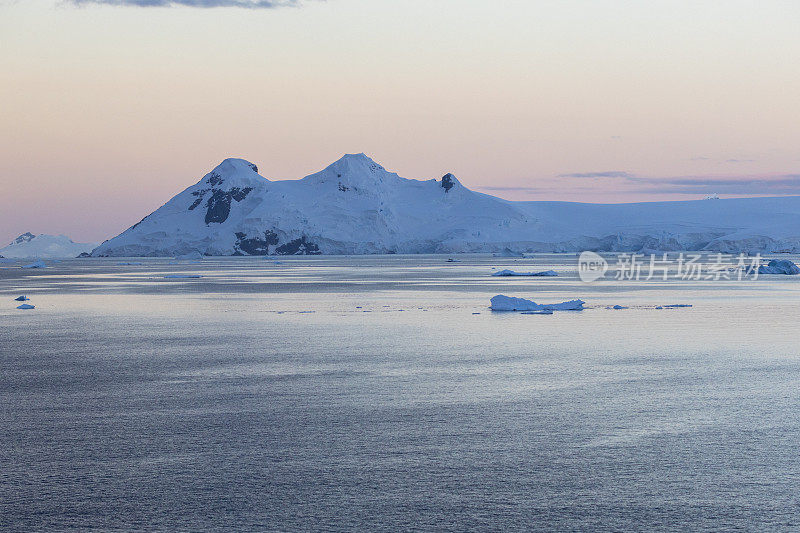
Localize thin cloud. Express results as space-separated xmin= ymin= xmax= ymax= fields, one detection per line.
xmin=479 ymin=173 xmax=800 ymax=197
xmin=67 ymin=0 xmax=305 ymax=7
xmin=557 ymin=171 xmax=634 ymax=179
xmin=628 ymin=175 xmax=800 ymax=195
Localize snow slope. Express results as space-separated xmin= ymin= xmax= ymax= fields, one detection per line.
xmin=92 ymin=154 xmax=800 ymax=256
xmin=1 ymin=233 xmax=98 ymax=258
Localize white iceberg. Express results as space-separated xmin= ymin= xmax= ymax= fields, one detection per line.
xmin=493 ymin=248 xmax=525 ymax=257
xmin=491 ymin=269 xmax=558 ymax=277
xmin=174 ymin=251 xmax=204 ymax=260
xmin=757 ymin=259 xmax=800 ymax=275
xmin=16 ymin=304 xmax=35 ymax=310
xmin=490 ymin=295 xmax=585 ymax=311
xmin=21 ymin=261 xmax=46 ymax=269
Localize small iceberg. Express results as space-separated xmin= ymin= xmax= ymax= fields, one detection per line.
xmin=662 ymin=304 xmax=693 ymax=308
xmin=174 ymin=251 xmax=204 ymax=260
xmin=14 ymin=296 xmax=29 ymax=301
xmin=490 ymin=295 xmax=585 ymax=311
xmin=16 ymin=304 xmax=35 ymax=310
xmin=21 ymin=261 xmax=46 ymax=269
xmin=758 ymin=259 xmax=800 ymax=275
xmin=608 ymin=305 xmax=628 ymax=310
xmin=493 ymin=248 xmax=525 ymax=258
xmin=164 ymin=274 xmax=202 ymax=279
xmin=491 ymin=269 xmax=558 ymax=277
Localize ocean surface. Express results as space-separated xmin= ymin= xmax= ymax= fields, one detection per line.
xmin=2 ymin=254 xmax=800 ymax=531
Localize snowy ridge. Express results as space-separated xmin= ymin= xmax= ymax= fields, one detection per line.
xmin=1 ymin=233 xmax=97 ymax=258
xmin=92 ymin=154 xmax=800 ymax=257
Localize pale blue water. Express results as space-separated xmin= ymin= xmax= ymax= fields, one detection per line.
xmin=2 ymin=255 xmax=800 ymax=531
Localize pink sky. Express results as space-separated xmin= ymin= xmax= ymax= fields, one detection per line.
xmin=1 ymin=0 xmax=799 ymax=244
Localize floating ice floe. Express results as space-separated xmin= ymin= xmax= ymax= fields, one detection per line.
xmin=21 ymin=261 xmax=46 ymax=269
xmin=493 ymin=248 xmax=525 ymax=258
xmin=16 ymin=304 xmax=35 ymax=310
xmin=14 ymin=296 xmax=29 ymax=301
xmin=662 ymin=304 xmax=693 ymax=308
xmin=490 ymin=295 xmax=585 ymax=311
xmin=491 ymin=269 xmax=558 ymax=277
xmin=608 ymin=305 xmax=629 ymax=310
xmin=757 ymin=259 xmax=800 ymax=275
xmin=164 ymin=274 xmax=202 ymax=279
xmin=174 ymin=251 xmax=204 ymax=260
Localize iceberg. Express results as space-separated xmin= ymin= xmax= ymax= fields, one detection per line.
xmin=490 ymin=295 xmax=585 ymax=311
xmin=491 ymin=269 xmax=558 ymax=277
xmin=757 ymin=259 xmax=800 ymax=275
xmin=493 ymin=248 xmax=525 ymax=258
xmin=14 ymin=296 xmax=29 ymax=301
xmin=16 ymin=304 xmax=35 ymax=310
xmin=175 ymin=251 xmax=205 ymax=260
xmin=21 ymin=261 xmax=46 ymax=269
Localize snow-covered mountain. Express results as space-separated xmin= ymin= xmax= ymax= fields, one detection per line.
xmin=1 ymin=233 xmax=98 ymax=258
xmin=92 ymin=154 xmax=800 ymax=256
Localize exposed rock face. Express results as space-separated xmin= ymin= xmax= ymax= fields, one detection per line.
xmin=441 ymin=173 xmax=456 ymax=192
xmin=275 ymin=236 xmax=321 ymax=255
xmin=11 ymin=232 xmax=35 ymax=245
xmin=234 ymin=230 xmax=279 ymax=256
xmin=203 ymin=187 xmax=253 ymax=225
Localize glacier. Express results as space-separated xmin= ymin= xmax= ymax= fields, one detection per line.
xmin=91 ymin=154 xmax=800 ymax=257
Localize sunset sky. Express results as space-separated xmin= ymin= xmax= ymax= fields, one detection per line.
xmin=2 ymin=0 xmax=799 ymax=243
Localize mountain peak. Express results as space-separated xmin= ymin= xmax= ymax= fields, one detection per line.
xmin=303 ymin=153 xmax=394 ymax=191
xmin=211 ymin=158 xmax=260 ymax=176
xmin=441 ymin=173 xmax=461 ymax=192
xmin=329 ymin=153 xmax=385 ymax=173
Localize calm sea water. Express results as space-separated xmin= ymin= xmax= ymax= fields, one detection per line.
xmin=2 ymin=254 xmax=800 ymax=531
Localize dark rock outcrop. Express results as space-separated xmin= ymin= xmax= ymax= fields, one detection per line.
xmin=204 ymin=187 xmax=253 ymax=225
xmin=441 ymin=173 xmax=456 ymax=192
xmin=275 ymin=236 xmax=321 ymax=255
xmin=234 ymin=230 xmax=280 ymax=255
